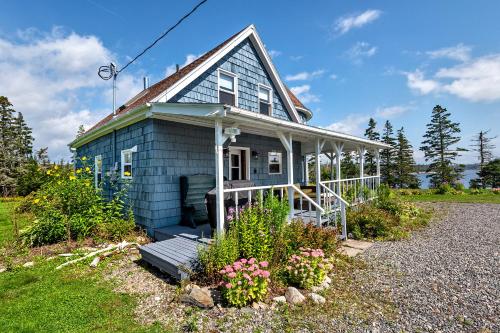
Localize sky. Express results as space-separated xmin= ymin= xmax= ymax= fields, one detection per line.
xmin=1 ymin=0 xmax=499 ymax=163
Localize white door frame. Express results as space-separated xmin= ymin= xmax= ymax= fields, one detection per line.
xmin=228 ymin=146 xmax=250 ymax=180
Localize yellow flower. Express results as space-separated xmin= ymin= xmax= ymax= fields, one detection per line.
xmin=84 ymin=181 xmax=91 ymax=187
xmin=69 ymin=175 xmax=76 ymax=181
xmin=47 ymin=170 xmax=51 ymax=175
xmin=33 ymin=198 xmax=40 ymax=204
xmin=76 ymin=169 xmax=82 ymax=174
xmin=85 ymin=167 xmax=91 ymax=173
xmin=57 ymin=181 xmax=62 ymax=185
xmin=54 ymin=165 xmax=59 ymax=170
xmin=123 ymin=171 xmax=131 ymax=177
xmin=81 ymin=156 xmax=87 ymax=161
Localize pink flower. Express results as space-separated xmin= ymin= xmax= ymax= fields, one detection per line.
xmin=227 ymin=272 xmax=236 ymax=278
xmin=240 ymin=258 xmax=248 ymax=264
xmin=259 ymin=261 xmax=268 ymax=268
xmin=248 ymin=264 xmax=255 ymax=272
xmin=261 ymin=270 xmax=270 ymax=278
xmin=243 ymin=273 xmax=251 ymax=280
xmin=219 ymin=269 xmax=226 ymax=274
xmin=225 ymin=283 xmax=233 ymax=289
xmin=248 ymin=258 xmax=256 ymax=264
xmin=248 ymin=281 xmax=254 ymax=286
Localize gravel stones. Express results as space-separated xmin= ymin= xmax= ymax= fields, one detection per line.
xmin=359 ymin=203 xmax=500 ymax=332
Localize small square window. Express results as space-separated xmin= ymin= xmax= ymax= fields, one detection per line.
xmin=268 ymin=152 xmax=282 ymax=175
xmin=95 ymin=155 xmax=103 ymax=187
xmin=121 ymin=150 xmax=133 ymax=179
xmin=258 ymin=85 xmax=272 ymax=115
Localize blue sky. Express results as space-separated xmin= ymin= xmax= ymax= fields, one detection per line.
xmin=1 ymin=0 xmax=499 ymax=163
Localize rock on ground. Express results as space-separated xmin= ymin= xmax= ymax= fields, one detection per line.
xmin=285 ymin=287 xmax=305 ymax=305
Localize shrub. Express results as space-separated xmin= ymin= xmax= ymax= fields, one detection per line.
xmin=198 ymin=227 xmax=239 ymax=279
xmin=469 ymin=188 xmax=484 ymax=195
xmin=454 ymin=182 xmax=466 ymax=191
xmin=347 ymin=205 xmax=399 ymax=239
xmin=19 ymin=158 xmax=135 ymax=246
xmin=282 ymin=220 xmax=339 ymax=258
xmin=435 ymin=183 xmax=454 ymax=195
xmin=286 ymin=248 xmax=332 ymax=289
xmin=219 ymin=258 xmax=270 ymax=307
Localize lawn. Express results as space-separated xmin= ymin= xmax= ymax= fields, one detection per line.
xmin=0 ymin=197 xmax=170 ymax=333
xmin=396 ymin=190 xmax=500 ymax=204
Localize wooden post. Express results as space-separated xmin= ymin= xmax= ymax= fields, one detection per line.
xmin=315 ymin=138 xmax=325 ymax=226
xmin=277 ymin=132 xmax=294 ymax=220
xmin=215 ymin=120 xmax=225 ymax=235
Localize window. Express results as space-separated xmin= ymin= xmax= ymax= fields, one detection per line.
xmin=258 ymin=85 xmax=272 ymax=115
xmin=121 ymin=150 xmax=133 ymax=179
xmin=94 ymin=155 xmax=102 ymax=187
xmin=268 ymin=152 xmax=282 ymax=175
xmin=218 ymin=70 xmax=237 ymax=106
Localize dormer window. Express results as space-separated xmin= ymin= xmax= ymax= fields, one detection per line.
xmin=258 ymin=85 xmax=272 ymax=115
xmin=218 ymin=69 xmax=237 ymax=106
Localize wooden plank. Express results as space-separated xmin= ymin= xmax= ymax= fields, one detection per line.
xmin=152 ymin=242 xmax=199 ymax=263
xmin=140 ymin=251 xmax=180 ymax=280
xmin=141 ymin=245 xmax=184 ymax=266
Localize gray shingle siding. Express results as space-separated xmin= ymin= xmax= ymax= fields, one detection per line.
xmin=76 ymin=119 xmax=303 ymax=235
xmin=169 ymin=38 xmax=292 ymax=121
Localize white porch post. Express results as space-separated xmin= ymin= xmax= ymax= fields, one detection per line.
xmin=358 ymin=146 xmax=365 ymax=187
xmin=304 ymin=155 xmax=309 ymax=185
xmin=215 ymin=119 xmax=228 ymax=235
xmin=375 ymin=148 xmax=381 ymax=186
xmin=333 ymin=141 xmax=347 ymax=239
xmin=277 ymin=132 xmax=294 ymax=220
xmin=315 ymin=139 xmax=325 ymax=226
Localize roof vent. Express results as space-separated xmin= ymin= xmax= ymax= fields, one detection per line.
xmin=143 ymin=76 xmax=149 ymax=90
xmin=176 ymin=64 xmax=180 ymax=72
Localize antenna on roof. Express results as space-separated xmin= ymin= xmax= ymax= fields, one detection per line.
xmin=98 ymin=62 xmax=118 ymax=117
xmin=96 ymin=0 xmax=208 ymax=115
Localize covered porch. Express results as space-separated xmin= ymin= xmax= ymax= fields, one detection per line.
xmin=147 ymin=102 xmax=387 ymax=240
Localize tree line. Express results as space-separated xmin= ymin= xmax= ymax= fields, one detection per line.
xmin=368 ymin=105 xmax=498 ymax=189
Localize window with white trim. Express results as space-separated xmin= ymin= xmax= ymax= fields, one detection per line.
xmin=94 ymin=155 xmax=102 ymax=187
xmin=258 ymin=85 xmax=272 ymax=115
xmin=218 ymin=70 xmax=237 ymax=106
xmin=268 ymin=152 xmax=282 ymax=175
xmin=121 ymin=150 xmax=133 ymax=179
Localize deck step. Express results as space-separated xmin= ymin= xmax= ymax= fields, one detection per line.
xmin=139 ymin=236 xmax=206 ymax=280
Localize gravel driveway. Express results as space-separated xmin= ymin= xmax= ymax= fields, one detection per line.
xmin=361 ymin=203 xmax=500 ymax=332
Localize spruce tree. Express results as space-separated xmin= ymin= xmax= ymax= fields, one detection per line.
xmin=470 ymin=130 xmax=497 ymax=188
xmin=76 ymin=125 xmax=86 ymax=138
xmin=341 ymin=151 xmax=358 ymax=178
xmin=420 ymin=105 xmax=465 ymax=188
xmin=394 ymin=127 xmax=420 ymax=188
xmin=380 ymin=120 xmax=396 ymax=187
xmin=364 ymin=118 xmax=380 ymax=175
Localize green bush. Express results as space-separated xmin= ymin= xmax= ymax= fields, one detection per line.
xmin=286 ymin=248 xmax=332 ymax=289
xmin=435 ymin=183 xmax=454 ymax=194
xmin=19 ymin=158 xmax=135 ymax=246
xmin=198 ymin=227 xmax=239 ymax=279
xmin=219 ymin=258 xmax=270 ymax=307
xmin=282 ymin=220 xmax=339 ymax=258
xmin=454 ymin=182 xmax=466 ymax=191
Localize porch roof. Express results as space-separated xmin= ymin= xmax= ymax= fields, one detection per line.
xmin=70 ymin=102 xmax=390 ymax=152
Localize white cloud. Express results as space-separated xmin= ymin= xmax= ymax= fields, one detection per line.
xmin=268 ymin=49 xmax=282 ymax=58
xmin=290 ymin=55 xmax=303 ymax=61
xmin=329 ymin=73 xmax=338 ymax=80
xmin=404 ymin=69 xmax=441 ymax=95
xmin=326 ymin=114 xmax=370 ymax=136
xmin=0 ymin=27 xmax=142 ymax=161
xmin=333 ymin=9 xmax=382 ymax=35
xmin=290 ymin=84 xmax=320 ymax=104
xmin=405 ymin=54 xmax=500 ymax=102
xmin=426 ymin=43 xmax=472 ymax=62
xmin=345 ymin=42 xmax=377 ymax=64
xmin=375 ymin=105 xmax=412 ymax=118
xmin=285 ymin=69 xmax=325 ymax=81
xmin=165 ymin=53 xmax=201 ymax=77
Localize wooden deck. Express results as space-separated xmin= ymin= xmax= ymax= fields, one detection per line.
xmin=139 ymin=224 xmax=212 ymax=280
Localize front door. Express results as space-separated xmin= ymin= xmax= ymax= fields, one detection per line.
xmin=229 ymin=150 xmax=242 ymax=180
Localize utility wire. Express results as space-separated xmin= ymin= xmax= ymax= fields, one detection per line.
xmin=117 ymin=0 xmax=208 ymax=74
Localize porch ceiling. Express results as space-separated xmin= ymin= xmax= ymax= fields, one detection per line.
xmin=150 ymin=103 xmax=389 ymax=154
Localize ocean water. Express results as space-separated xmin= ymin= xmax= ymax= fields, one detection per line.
xmin=417 ymin=168 xmax=478 ymax=189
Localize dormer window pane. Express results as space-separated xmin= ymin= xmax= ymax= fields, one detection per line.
xmin=258 ymin=87 xmax=270 ymax=102
xmin=220 ymin=73 xmax=234 ymax=92
xmin=259 ymin=86 xmax=272 ymax=115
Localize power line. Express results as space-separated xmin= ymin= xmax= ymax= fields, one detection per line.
xmin=117 ymin=0 xmax=208 ymax=74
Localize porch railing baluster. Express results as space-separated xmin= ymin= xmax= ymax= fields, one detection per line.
xmin=235 ymin=192 xmax=239 ymax=220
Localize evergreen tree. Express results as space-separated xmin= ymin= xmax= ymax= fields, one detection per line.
xmin=394 ymin=127 xmax=420 ymax=188
xmin=76 ymin=124 xmax=86 ymax=138
xmin=341 ymin=151 xmax=358 ymax=178
xmin=470 ymin=130 xmax=497 ymax=188
xmin=380 ymin=120 xmax=396 ymax=187
xmin=477 ymin=159 xmax=500 ymax=188
xmin=364 ymin=118 xmax=380 ymax=175
xmin=420 ymin=105 xmax=465 ymax=188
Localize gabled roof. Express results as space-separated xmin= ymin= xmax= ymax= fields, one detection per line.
xmin=87 ymin=25 xmax=310 ymax=133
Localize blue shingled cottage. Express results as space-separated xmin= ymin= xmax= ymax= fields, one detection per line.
xmin=69 ymin=25 xmax=388 ymax=247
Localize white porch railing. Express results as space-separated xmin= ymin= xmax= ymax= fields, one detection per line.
xmin=320 ymin=175 xmax=380 ymax=206
xmin=222 ymin=183 xmax=324 ymax=222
